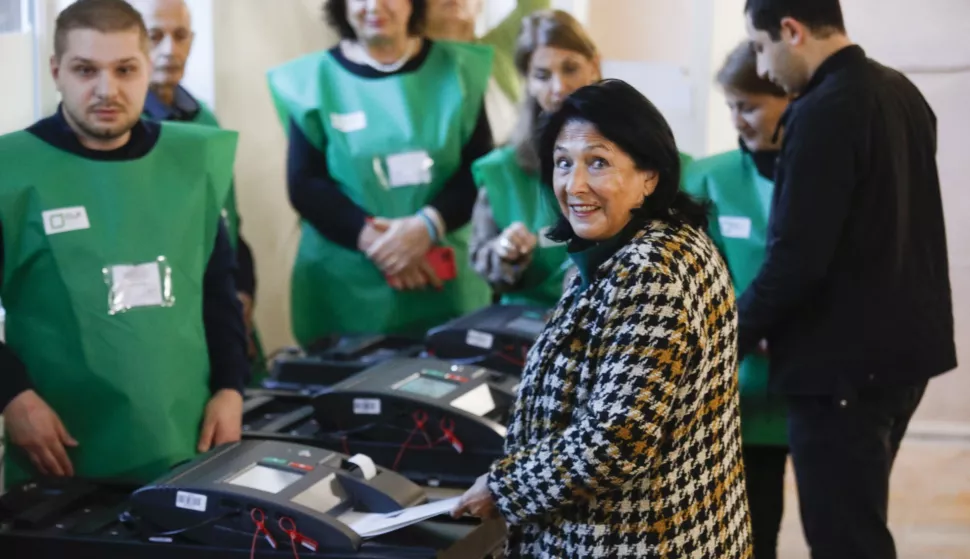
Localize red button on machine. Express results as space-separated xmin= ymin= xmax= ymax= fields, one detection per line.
xmin=289 ymin=462 xmax=314 ymax=472
xmin=445 ymin=374 xmax=468 ymax=383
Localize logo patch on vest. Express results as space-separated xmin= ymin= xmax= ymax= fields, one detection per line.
xmin=718 ymin=216 xmax=752 ymax=239
xmin=42 ymin=206 xmax=90 ymax=235
xmin=330 ymin=111 xmax=367 ymax=133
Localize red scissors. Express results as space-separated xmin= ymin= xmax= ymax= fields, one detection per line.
xmin=251 ymin=508 xmax=277 ymax=549
xmin=279 ymin=516 xmax=319 ymax=552
xmin=439 ymin=417 xmax=464 ymax=454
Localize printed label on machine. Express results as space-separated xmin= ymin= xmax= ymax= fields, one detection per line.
xmin=465 ymin=329 xmax=494 ymax=350
xmin=175 ymin=491 xmax=208 ymax=512
xmin=353 ymin=398 xmax=382 ymax=415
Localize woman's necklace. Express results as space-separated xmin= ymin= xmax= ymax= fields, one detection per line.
xmin=345 ymin=38 xmax=418 ymax=73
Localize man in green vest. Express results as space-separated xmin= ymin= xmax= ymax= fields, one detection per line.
xmin=132 ymin=0 xmax=264 ymax=380
xmin=0 ymin=0 xmax=247 ymax=487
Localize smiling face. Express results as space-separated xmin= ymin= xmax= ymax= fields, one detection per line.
xmin=724 ymin=87 xmax=789 ymax=151
xmin=551 ymin=119 xmax=658 ymax=241
xmin=527 ymin=46 xmax=600 ymax=113
xmin=52 ymin=27 xmax=151 ymax=149
xmin=346 ymin=0 xmax=413 ymax=44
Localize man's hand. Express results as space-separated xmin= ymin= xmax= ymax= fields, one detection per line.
xmin=496 ymin=222 xmax=537 ymax=263
xmin=197 ymin=389 xmax=243 ymax=453
xmin=237 ymin=291 xmax=257 ymax=359
xmin=366 ymin=216 xmax=433 ymax=276
xmin=3 ymin=390 xmax=77 ymax=477
xmin=451 ymin=473 xmax=499 ymax=519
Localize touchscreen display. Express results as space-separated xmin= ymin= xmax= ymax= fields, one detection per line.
xmin=226 ymin=464 xmax=303 ymax=494
xmin=396 ymin=375 xmax=458 ymax=399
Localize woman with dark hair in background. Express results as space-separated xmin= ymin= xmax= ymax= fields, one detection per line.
xmin=267 ymin=0 xmax=494 ymax=346
xmin=453 ymin=79 xmax=752 ymax=558
xmin=683 ymin=41 xmax=790 ymax=559
xmin=469 ymin=9 xmax=600 ymax=307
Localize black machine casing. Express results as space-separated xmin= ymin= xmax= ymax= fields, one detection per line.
xmin=130 ymin=440 xmax=424 ymax=551
xmin=0 ymin=477 xmax=506 ymax=559
xmin=311 ymin=358 xmax=518 ymax=487
xmin=424 ymin=304 xmax=551 ymax=376
xmin=268 ymin=335 xmax=425 ymax=389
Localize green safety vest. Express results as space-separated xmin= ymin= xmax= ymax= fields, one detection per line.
xmin=472 ymin=145 xmax=566 ymax=307
xmin=683 ymin=148 xmax=787 ymax=446
xmin=267 ymin=41 xmax=494 ymax=346
xmin=0 ymin=123 xmax=236 ymax=485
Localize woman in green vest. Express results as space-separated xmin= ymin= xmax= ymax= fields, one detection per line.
xmin=268 ymin=0 xmax=494 ymax=347
xmin=682 ymin=41 xmax=791 ymax=559
xmin=425 ymin=0 xmax=551 ymax=144
xmin=468 ymin=9 xmax=600 ymax=308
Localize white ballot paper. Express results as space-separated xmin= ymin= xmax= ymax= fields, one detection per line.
xmin=340 ymin=497 xmax=461 ymax=538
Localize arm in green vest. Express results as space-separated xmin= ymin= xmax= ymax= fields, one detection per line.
xmin=682 ymin=158 xmax=729 ymax=257
xmin=469 ymin=189 xmax=535 ymax=292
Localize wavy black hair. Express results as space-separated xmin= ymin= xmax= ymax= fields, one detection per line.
xmin=537 ymin=79 xmax=709 ymax=243
xmin=323 ymin=0 xmax=428 ymax=40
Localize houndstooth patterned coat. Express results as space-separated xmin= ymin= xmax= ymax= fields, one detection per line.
xmin=487 ymin=219 xmax=753 ymax=558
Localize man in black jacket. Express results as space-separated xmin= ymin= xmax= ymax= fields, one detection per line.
xmin=742 ymin=1 xmax=956 ymax=558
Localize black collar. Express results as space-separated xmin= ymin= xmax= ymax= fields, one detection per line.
xmin=771 ymin=45 xmax=866 ymax=143
xmin=800 ymin=44 xmax=866 ymax=98
xmin=739 ymin=138 xmax=779 ymax=181
xmin=26 ymin=104 xmax=161 ymax=161
xmin=143 ymin=85 xmax=201 ymax=122
xmin=329 ymin=39 xmax=433 ymax=79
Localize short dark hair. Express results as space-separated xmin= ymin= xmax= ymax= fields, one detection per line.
xmin=323 ymin=0 xmax=427 ymax=40
xmin=716 ymin=41 xmax=787 ymax=97
xmin=745 ymin=0 xmax=846 ymax=41
xmin=537 ymin=79 xmax=709 ymax=243
xmin=54 ymin=0 xmax=149 ymax=60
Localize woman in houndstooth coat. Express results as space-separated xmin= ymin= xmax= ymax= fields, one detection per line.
xmin=454 ymin=79 xmax=753 ymax=558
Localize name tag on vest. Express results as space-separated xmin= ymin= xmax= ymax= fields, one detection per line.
xmin=385 ymin=151 xmax=433 ymax=188
xmin=718 ymin=216 xmax=752 ymax=239
xmin=330 ymin=111 xmax=367 ymax=133
xmin=42 ymin=206 xmax=90 ymax=235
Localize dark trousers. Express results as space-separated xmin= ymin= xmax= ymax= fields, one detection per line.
xmin=742 ymin=445 xmax=789 ymax=559
xmin=787 ymin=381 xmax=928 ymax=559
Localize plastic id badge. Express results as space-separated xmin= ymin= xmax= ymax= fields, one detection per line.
xmin=103 ymin=256 xmax=175 ymax=315
xmin=381 ymin=151 xmax=433 ymax=188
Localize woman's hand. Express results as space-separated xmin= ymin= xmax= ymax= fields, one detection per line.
xmin=366 ymin=216 xmax=433 ymax=276
xmin=451 ymin=473 xmax=499 ymax=519
xmin=386 ymin=259 xmax=443 ymax=291
xmin=496 ymin=222 xmax=537 ymax=263
xmin=357 ymin=218 xmax=391 ymax=253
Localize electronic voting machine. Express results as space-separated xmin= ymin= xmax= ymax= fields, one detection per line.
xmin=424 ymin=304 xmax=550 ymax=375
xmin=310 ymin=358 xmax=517 ymax=487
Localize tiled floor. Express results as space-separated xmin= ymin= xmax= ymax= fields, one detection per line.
xmin=776 ymin=436 xmax=970 ymax=558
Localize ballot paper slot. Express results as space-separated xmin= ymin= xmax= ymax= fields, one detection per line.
xmin=242 ymin=388 xmax=316 ymax=433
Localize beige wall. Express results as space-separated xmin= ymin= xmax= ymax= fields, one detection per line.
xmin=211 ymin=0 xmax=338 ymax=353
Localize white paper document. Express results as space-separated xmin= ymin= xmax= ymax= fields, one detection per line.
xmin=341 ymin=497 xmax=461 ymax=538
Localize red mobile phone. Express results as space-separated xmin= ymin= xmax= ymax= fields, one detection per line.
xmin=425 ymin=246 xmax=457 ymax=281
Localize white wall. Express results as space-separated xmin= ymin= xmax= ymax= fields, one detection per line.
xmin=0 ymin=32 xmax=35 ymax=134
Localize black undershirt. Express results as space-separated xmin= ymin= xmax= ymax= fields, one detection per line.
xmin=0 ymin=108 xmax=249 ymax=411
xmin=287 ymin=39 xmax=494 ymax=249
